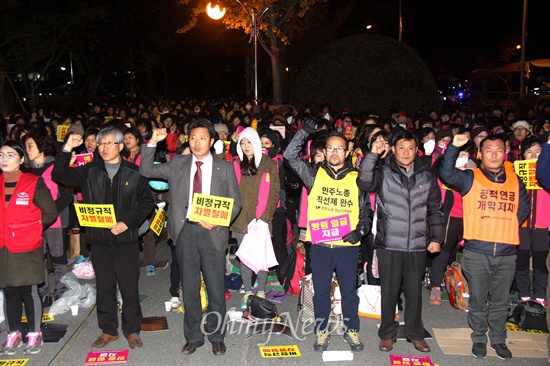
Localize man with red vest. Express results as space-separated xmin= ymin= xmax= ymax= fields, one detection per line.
xmin=440 ymin=134 xmax=530 ymax=360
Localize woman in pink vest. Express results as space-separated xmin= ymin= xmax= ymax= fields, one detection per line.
xmin=230 ymin=128 xmax=280 ymax=309
xmin=515 ymin=136 xmax=550 ymax=306
xmin=0 ymin=141 xmax=57 ymax=356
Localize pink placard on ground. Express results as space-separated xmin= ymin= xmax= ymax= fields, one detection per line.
xmin=308 ymin=214 xmax=350 ymax=244
xmin=389 ymin=354 xmax=435 ymax=366
xmin=84 ymin=350 xmax=129 ymax=364
xmin=75 ymin=152 xmax=94 ymax=167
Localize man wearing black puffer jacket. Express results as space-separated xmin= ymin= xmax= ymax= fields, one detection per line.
xmin=284 ymin=120 xmax=371 ymax=353
xmin=53 ymin=127 xmax=154 ymax=351
xmin=358 ymin=130 xmax=444 ymax=354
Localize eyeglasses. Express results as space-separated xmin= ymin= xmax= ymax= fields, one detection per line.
xmin=98 ymin=141 xmax=121 ymax=147
xmin=0 ymin=152 xmax=17 ymax=159
xmin=326 ymin=146 xmax=346 ymax=153
xmin=474 ymin=134 xmax=488 ymax=139
xmin=373 ymin=141 xmax=389 ymax=147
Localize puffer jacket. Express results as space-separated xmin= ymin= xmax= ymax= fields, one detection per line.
xmin=358 ymin=152 xmax=444 ymax=252
xmin=52 ymin=150 xmax=155 ymax=246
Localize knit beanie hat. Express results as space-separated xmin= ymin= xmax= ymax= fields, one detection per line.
xmin=471 ymin=127 xmax=491 ymax=140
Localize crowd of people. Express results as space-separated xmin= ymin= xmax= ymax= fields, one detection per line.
xmin=0 ymin=97 xmax=549 ymax=361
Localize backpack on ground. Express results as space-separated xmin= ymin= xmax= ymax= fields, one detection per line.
xmin=444 ymin=261 xmax=469 ymax=310
xmin=510 ymin=300 xmax=548 ymax=332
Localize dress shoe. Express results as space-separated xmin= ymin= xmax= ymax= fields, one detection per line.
xmin=126 ymin=333 xmax=143 ymax=350
xmin=406 ymin=336 xmax=430 ymax=352
xmin=211 ymin=341 xmax=226 ymax=355
xmin=91 ymin=333 xmax=119 ymax=350
xmin=181 ymin=340 xmax=205 ymax=354
xmin=379 ymin=337 xmax=396 ymax=352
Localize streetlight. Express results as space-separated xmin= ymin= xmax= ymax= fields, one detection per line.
xmin=206 ymin=1 xmax=269 ymax=105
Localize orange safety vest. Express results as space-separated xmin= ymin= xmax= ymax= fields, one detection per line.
xmin=462 ymin=168 xmax=520 ymax=245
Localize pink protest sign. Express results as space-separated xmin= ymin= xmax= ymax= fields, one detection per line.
xmin=389 ymin=354 xmax=435 ymax=366
xmin=75 ymin=152 xmax=94 ymax=167
xmin=85 ymin=350 xmax=129 ymax=364
xmin=308 ymin=214 xmax=350 ymax=244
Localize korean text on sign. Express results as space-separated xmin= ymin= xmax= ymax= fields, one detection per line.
xmin=514 ymin=159 xmax=541 ymax=190
xmin=189 ymin=193 xmax=234 ymax=227
xmin=56 ymin=125 xmax=70 ymax=142
xmin=84 ymin=350 xmax=129 ymax=364
xmin=309 ymin=214 xmax=351 ymax=244
xmin=74 ymin=204 xmax=117 ymax=228
xmin=259 ymin=345 xmax=301 ymax=358
xmin=149 ymin=208 xmax=166 ymax=236
xmin=75 ymin=152 xmax=94 ymax=167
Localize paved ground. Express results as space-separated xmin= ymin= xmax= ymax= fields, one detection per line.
xmin=0 ymin=241 xmax=548 ymax=366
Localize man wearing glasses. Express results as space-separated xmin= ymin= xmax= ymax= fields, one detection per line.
xmin=284 ymin=120 xmax=371 ymax=353
xmin=53 ymin=127 xmax=154 ymax=351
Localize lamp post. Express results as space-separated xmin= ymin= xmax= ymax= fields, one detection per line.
xmin=206 ymin=1 xmax=269 ymax=105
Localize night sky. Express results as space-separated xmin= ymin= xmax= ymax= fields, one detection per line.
xmin=176 ymin=0 xmax=550 ymax=97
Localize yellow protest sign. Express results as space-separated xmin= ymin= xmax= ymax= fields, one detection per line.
xmin=22 ymin=313 xmax=54 ymax=323
xmin=259 ymin=345 xmax=301 ymax=358
xmin=189 ymin=193 xmax=234 ymax=227
xmin=57 ymin=125 xmax=70 ymax=142
xmin=0 ymin=360 xmax=29 ymax=366
xmin=74 ymin=204 xmax=117 ymax=228
xmin=149 ymin=208 xmax=166 ymax=236
xmin=514 ymin=159 xmax=541 ymax=190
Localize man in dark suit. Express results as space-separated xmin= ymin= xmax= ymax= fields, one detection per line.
xmin=139 ymin=119 xmax=241 ymax=356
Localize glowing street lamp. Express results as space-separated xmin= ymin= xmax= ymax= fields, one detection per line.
xmin=206 ymin=3 xmax=226 ymax=20
xmin=206 ymin=1 xmax=269 ymax=104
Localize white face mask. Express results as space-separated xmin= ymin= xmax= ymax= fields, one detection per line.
xmin=455 ymin=157 xmax=469 ymax=168
xmin=423 ymin=139 xmax=436 ymax=154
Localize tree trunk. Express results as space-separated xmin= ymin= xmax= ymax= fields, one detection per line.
xmin=262 ymin=21 xmax=283 ymax=105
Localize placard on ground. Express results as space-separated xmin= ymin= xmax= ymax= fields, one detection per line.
xmin=433 ymin=327 xmax=547 ymax=358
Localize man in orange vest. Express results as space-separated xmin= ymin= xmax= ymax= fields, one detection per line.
xmin=440 ymin=134 xmax=530 ymax=361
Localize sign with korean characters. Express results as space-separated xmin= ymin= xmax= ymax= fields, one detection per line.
xmin=0 ymin=360 xmax=29 ymax=366
xmin=308 ymin=214 xmax=351 ymax=244
xmin=74 ymin=204 xmax=117 ymax=228
xmin=149 ymin=208 xmax=166 ymax=236
xmin=75 ymin=152 xmax=94 ymax=167
xmin=56 ymin=125 xmax=70 ymax=142
xmin=514 ymin=159 xmax=542 ymax=190
xmin=85 ymin=350 xmax=129 ymax=364
xmin=389 ymin=354 xmax=436 ymax=366
xmin=259 ymin=345 xmax=301 ymax=358
xmin=189 ymin=193 xmax=234 ymax=227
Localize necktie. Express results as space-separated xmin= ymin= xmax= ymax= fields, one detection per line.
xmin=193 ymin=161 xmax=203 ymax=195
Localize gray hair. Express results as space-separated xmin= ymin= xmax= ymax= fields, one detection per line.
xmin=97 ymin=127 xmax=124 ymax=144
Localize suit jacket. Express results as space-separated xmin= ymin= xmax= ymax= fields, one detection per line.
xmin=139 ymin=145 xmax=242 ymax=252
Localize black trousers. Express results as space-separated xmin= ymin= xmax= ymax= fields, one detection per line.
xmin=516 ymin=227 xmax=549 ymax=299
xmin=4 ymin=285 xmax=41 ymax=333
xmin=272 ymin=208 xmax=289 ymax=283
xmin=176 ymin=222 xmax=226 ymax=343
xmin=378 ymin=248 xmax=427 ymax=340
xmin=91 ymin=243 xmax=142 ymax=337
xmin=429 ymin=217 xmax=463 ymax=289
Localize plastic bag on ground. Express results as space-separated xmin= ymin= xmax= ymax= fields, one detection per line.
xmin=79 ymin=283 xmax=96 ymax=308
xmin=48 ymin=272 xmax=82 ymax=316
